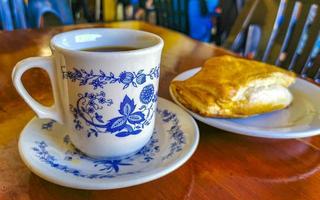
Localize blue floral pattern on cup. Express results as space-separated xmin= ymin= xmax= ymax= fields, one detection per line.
xmin=64 ymin=66 xmax=160 ymax=89
xmin=140 ymin=84 xmax=155 ymax=104
xmin=65 ymin=66 xmax=160 ymax=138
xmin=70 ymin=90 xmax=157 ymax=138
xmin=69 ymin=91 xmax=114 ymax=137
xmin=32 ymin=108 xmax=186 ymax=179
xmin=105 ymin=95 xmax=145 ymax=137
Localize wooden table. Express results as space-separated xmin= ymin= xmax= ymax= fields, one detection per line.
xmin=1 ymin=21 xmax=320 ymax=200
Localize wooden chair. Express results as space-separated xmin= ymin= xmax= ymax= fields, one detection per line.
xmin=27 ymin=0 xmax=74 ymax=28
xmin=224 ymin=0 xmax=320 ymax=82
xmin=0 ymin=0 xmax=73 ymax=30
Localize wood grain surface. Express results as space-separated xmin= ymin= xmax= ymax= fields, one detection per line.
xmin=1 ymin=21 xmax=320 ymax=200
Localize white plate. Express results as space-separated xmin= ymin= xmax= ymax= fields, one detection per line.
xmin=18 ymin=97 xmax=199 ymax=190
xmin=170 ymin=67 xmax=320 ymax=139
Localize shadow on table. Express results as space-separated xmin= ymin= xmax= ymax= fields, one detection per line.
xmin=190 ymin=121 xmax=320 ymax=198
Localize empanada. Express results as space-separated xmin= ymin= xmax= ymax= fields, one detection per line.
xmin=170 ymin=55 xmax=296 ymax=118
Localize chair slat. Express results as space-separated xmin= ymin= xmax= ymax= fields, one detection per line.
xmin=288 ymin=4 xmax=318 ymax=71
xmin=292 ymin=5 xmax=320 ymax=72
xmin=262 ymin=0 xmax=287 ymax=62
xmin=224 ymin=0 xmax=260 ymax=50
xmin=165 ymin=0 xmax=173 ymax=29
xmin=314 ymin=66 xmax=320 ymax=83
xmin=275 ymin=1 xmax=303 ymax=66
xmin=177 ymin=0 xmax=184 ymax=32
xmin=0 ymin=0 xmax=14 ymax=30
xmin=226 ymin=0 xmax=320 ymax=82
xmin=235 ymin=0 xmax=245 ymax=14
xmin=300 ymin=32 xmax=320 ymax=77
xmin=244 ymin=25 xmax=261 ymax=58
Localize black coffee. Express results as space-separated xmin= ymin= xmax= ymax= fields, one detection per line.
xmin=81 ymin=46 xmax=138 ymax=52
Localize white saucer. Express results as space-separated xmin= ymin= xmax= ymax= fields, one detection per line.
xmin=18 ymin=97 xmax=199 ymax=190
xmin=170 ymin=67 xmax=320 ymax=139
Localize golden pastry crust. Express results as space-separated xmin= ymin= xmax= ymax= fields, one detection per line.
xmin=170 ymin=55 xmax=296 ymax=118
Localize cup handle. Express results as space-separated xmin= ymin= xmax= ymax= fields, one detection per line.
xmin=12 ymin=56 xmax=64 ymax=123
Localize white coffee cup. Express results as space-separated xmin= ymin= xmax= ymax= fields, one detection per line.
xmin=12 ymin=28 xmax=163 ymax=158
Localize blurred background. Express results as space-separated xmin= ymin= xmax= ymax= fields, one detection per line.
xmin=1 ymin=0 xmax=319 ymax=80
xmin=0 ymin=0 xmax=245 ymax=44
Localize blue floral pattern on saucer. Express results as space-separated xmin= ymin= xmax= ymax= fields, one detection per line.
xmin=19 ymin=97 xmax=199 ymax=189
xmin=32 ymin=108 xmax=186 ymax=179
